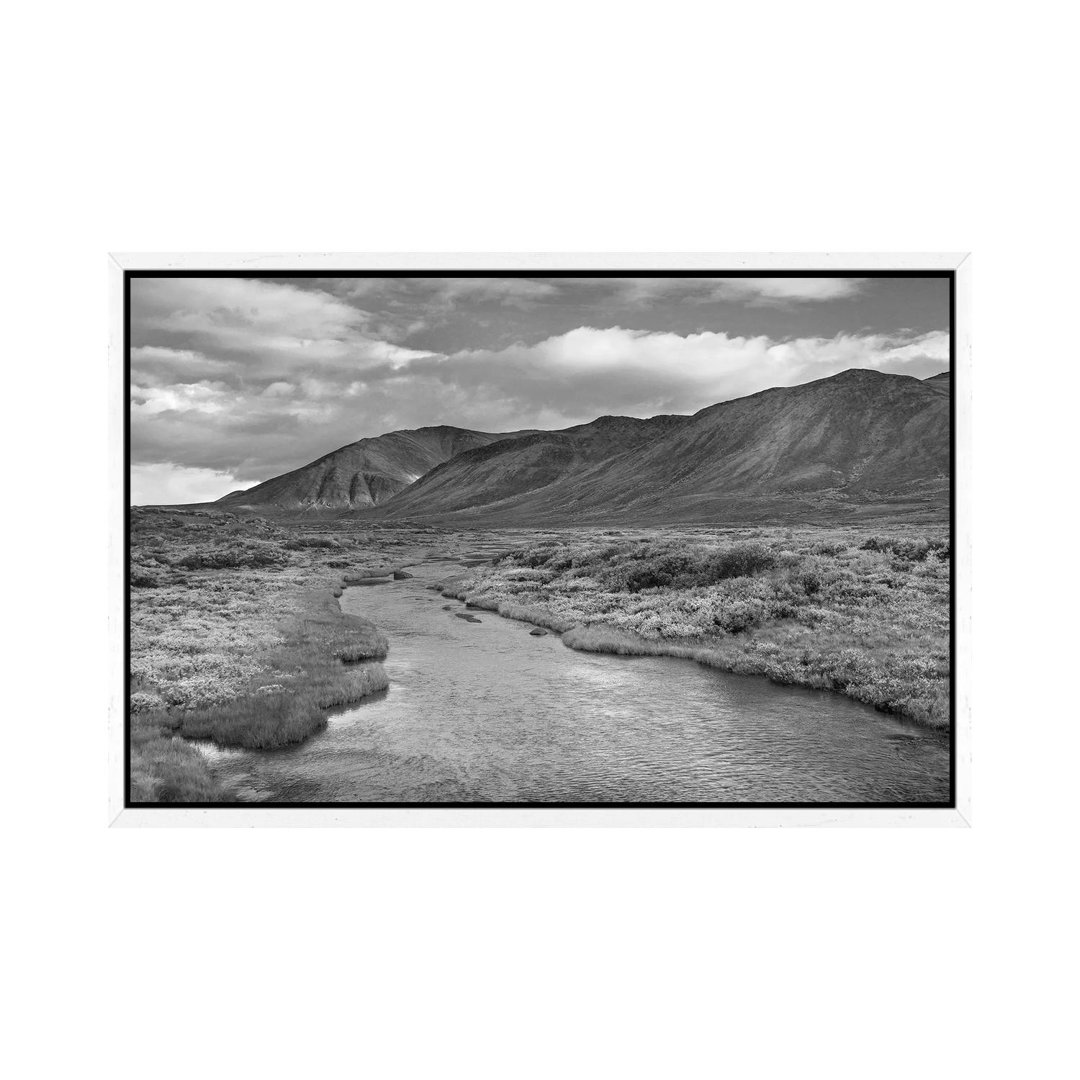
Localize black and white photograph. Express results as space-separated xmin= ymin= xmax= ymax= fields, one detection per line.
xmin=15 ymin=1 xmax=1080 ymax=1076
xmin=125 ymin=265 xmax=956 ymax=810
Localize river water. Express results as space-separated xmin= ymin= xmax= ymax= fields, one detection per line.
xmin=202 ymin=560 xmax=950 ymax=803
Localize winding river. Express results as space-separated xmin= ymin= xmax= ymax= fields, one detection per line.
xmin=202 ymin=559 xmax=950 ymax=803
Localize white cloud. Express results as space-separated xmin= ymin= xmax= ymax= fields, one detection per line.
xmin=431 ymin=325 xmax=947 ymax=421
xmin=130 ymin=463 xmax=242 ymax=505
xmin=131 ymin=277 xmax=433 ymax=379
xmin=262 ymin=381 xmax=295 ymax=397
xmin=134 ymin=276 xmax=367 ymax=341
xmin=129 ymin=345 xmax=237 ymax=386
xmin=130 ymin=381 xmax=232 ymax=415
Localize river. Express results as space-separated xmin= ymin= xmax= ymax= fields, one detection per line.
xmin=200 ymin=559 xmax=950 ymax=803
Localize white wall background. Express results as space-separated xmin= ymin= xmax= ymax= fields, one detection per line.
xmin=4 ymin=2 xmax=1075 ymax=1078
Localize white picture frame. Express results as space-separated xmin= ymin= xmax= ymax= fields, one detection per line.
xmin=109 ymin=252 xmax=971 ymax=827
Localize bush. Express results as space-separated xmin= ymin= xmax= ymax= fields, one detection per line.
xmin=860 ymin=536 xmax=949 ymax=562
xmin=498 ymin=544 xmax=561 ymax=569
xmin=588 ymin=541 xmax=778 ymax=593
xmin=619 ymin=552 xmax=696 ymax=592
xmin=284 ymin=536 xmax=341 ymax=550
xmin=811 ymin=540 xmax=847 ymax=556
xmin=698 ymin=542 xmax=777 ymax=583
xmin=795 ymin=563 xmax=825 ymax=595
xmin=174 ymin=540 xmax=288 ymax=570
xmin=713 ymin=599 xmax=766 ymax=633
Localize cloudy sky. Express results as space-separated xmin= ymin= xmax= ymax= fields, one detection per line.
xmin=130 ymin=274 xmax=950 ymax=504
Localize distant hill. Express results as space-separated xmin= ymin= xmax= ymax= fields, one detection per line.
xmin=375 ymin=368 xmax=950 ymax=525
xmin=217 ymin=426 xmax=535 ymax=511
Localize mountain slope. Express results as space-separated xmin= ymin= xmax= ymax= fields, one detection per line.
xmin=376 ymin=368 xmax=950 ymax=524
xmin=372 ymin=413 xmax=691 ymax=519
xmin=217 ymin=426 xmax=535 ymax=511
xmin=923 ymin=371 xmax=951 ymax=396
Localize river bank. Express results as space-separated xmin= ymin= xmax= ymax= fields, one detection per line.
xmin=438 ymin=525 xmax=951 ymax=729
xmin=128 ymin=509 xmax=427 ymax=802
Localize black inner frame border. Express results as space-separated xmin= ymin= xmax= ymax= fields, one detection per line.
xmin=124 ymin=268 xmax=957 ymax=811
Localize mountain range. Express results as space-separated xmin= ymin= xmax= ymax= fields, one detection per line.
xmin=216 ymin=368 xmax=951 ymax=525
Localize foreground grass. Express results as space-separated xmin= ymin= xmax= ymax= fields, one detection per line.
xmin=129 ymin=513 xmax=951 ymax=800
xmin=129 ymin=509 xmax=415 ymax=803
xmin=440 ymin=526 xmax=951 ymax=728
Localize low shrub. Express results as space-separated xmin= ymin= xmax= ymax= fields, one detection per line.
xmin=712 ymin=598 xmax=767 ymax=633
xmin=811 ymin=540 xmax=847 ymax=556
xmin=284 ymin=536 xmax=341 ymax=550
xmin=860 ymin=535 xmax=949 ymax=562
xmin=174 ymin=539 xmax=289 ymax=570
xmin=599 ymin=541 xmax=778 ymax=592
xmin=698 ymin=542 xmax=778 ymax=583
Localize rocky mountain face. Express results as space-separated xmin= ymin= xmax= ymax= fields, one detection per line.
xmin=219 ymin=368 xmax=950 ymax=523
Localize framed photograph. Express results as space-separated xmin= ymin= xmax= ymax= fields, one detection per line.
xmin=110 ymin=253 xmax=970 ymax=826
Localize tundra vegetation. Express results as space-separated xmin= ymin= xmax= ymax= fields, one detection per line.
xmin=129 ymin=509 xmax=951 ymax=803
xmin=441 ymin=526 xmax=951 ymax=729
xmin=128 ymin=508 xmax=421 ymax=802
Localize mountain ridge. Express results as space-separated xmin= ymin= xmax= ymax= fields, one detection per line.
xmin=375 ymin=367 xmax=950 ymax=524
xmin=215 ymin=367 xmax=951 ymax=523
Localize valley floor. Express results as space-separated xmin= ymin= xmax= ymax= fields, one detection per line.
xmin=128 ymin=511 xmax=951 ymax=802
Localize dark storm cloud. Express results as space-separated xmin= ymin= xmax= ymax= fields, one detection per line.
xmin=129 ymin=275 xmax=950 ymax=503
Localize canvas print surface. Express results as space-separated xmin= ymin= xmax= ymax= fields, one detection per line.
xmin=126 ymin=270 xmax=953 ymax=807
